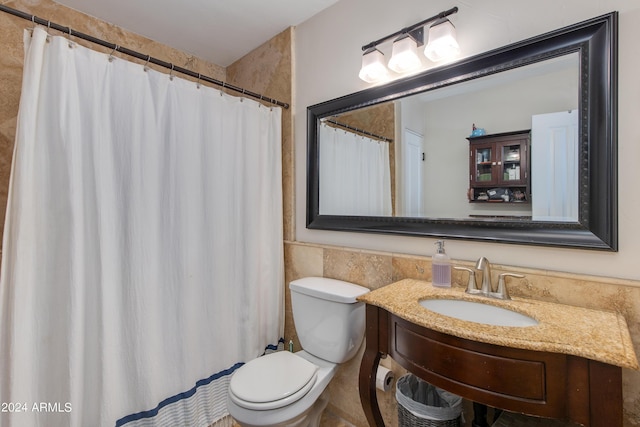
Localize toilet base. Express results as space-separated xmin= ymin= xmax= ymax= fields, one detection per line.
xmin=299 ymin=390 xmax=329 ymax=427
xmin=232 ymin=390 xmax=329 ymax=427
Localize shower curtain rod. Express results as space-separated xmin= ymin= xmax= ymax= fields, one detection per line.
xmin=324 ymin=118 xmax=393 ymax=143
xmin=0 ymin=4 xmax=290 ymax=109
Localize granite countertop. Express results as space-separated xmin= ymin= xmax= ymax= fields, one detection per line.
xmin=357 ymin=279 xmax=639 ymax=370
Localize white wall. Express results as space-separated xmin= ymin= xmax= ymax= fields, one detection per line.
xmin=294 ymin=0 xmax=640 ymax=281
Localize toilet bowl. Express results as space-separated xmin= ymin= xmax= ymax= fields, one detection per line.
xmin=226 ymin=277 xmax=369 ymax=427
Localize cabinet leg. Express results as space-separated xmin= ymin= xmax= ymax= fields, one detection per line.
xmin=472 ymin=402 xmax=489 ymax=427
xmin=359 ymin=348 xmax=384 ymax=426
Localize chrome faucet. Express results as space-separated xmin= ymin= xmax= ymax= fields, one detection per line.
xmin=455 ymin=257 xmax=525 ymax=300
xmin=475 ymin=256 xmax=493 ymax=295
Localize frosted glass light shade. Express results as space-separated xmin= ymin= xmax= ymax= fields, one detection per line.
xmin=388 ymin=36 xmax=421 ymax=73
xmin=358 ymin=48 xmax=390 ymax=83
xmin=424 ymin=19 xmax=460 ymax=62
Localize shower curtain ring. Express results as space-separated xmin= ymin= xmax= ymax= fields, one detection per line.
xmin=143 ymin=55 xmax=151 ymax=72
xmin=196 ymin=73 xmax=201 ymax=89
xmin=169 ymin=64 xmax=175 ymax=81
xmin=109 ymin=45 xmax=119 ymax=62
xmin=66 ymin=27 xmax=75 ymax=48
xmin=29 ymin=15 xmax=37 ymax=33
xmin=44 ymin=21 xmax=52 ymax=42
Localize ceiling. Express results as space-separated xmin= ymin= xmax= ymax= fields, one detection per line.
xmin=53 ymin=0 xmax=340 ymax=67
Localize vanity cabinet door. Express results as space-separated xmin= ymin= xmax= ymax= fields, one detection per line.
xmin=390 ymin=315 xmax=566 ymax=418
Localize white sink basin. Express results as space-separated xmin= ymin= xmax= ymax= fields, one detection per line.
xmin=419 ymin=298 xmax=538 ymax=327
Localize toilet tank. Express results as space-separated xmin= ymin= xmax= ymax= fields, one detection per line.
xmin=290 ymin=277 xmax=370 ymax=364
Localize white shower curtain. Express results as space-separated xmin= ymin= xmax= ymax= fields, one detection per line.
xmin=319 ymin=123 xmax=392 ymax=216
xmin=0 ymin=27 xmax=283 ymax=427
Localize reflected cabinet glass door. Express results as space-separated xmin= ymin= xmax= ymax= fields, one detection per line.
xmin=501 ymin=143 xmax=526 ymax=185
xmin=471 ymin=143 xmax=497 ymax=185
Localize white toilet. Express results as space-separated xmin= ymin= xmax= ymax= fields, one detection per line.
xmin=227 ymin=277 xmax=369 ymax=427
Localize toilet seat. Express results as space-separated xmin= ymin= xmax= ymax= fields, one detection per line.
xmin=229 ymin=351 xmax=319 ymax=411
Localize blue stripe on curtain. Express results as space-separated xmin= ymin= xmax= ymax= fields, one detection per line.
xmin=116 ymin=363 xmax=242 ymax=426
xmin=116 ymin=339 xmax=285 ymax=426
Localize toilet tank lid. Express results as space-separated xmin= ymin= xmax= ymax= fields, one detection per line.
xmin=289 ymin=277 xmax=369 ymax=303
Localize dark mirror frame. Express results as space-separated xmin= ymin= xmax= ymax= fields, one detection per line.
xmin=307 ymin=12 xmax=618 ymax=251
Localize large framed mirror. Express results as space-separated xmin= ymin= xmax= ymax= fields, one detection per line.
xmin=307 ymin=12 xmax=617 ymax=250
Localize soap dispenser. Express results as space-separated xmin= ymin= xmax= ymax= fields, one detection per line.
xmin=432 ymin=240 xmax=451 ymax=287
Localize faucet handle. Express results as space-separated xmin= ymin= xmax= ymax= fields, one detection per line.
xmin=495 ymin=273 xmax=525 ymax=300
xmin=454 ymin=266 xmax=479 ymax=294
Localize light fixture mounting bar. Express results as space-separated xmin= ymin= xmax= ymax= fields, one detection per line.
xmin=361 ymin=6 xmax=459 ymax=52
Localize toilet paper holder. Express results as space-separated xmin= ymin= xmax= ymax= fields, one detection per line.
xmin=376 ymin=365 xmax=395 ymax=392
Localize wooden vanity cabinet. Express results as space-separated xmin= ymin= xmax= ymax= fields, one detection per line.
xmin=359 ymin=305 xmax=623 ymax=427
xmin=468 ymin=130 xmax=530 ymax=203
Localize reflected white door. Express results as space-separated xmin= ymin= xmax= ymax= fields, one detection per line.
xmin=400 ymin=129 xmax=425 ymax=216
xmin=531 ymin=110 xmax=579 ymax=221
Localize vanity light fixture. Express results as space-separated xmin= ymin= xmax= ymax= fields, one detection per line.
xmin=387 ymin=33 xmax=422 ymax=73
xmin=359 ymin=6 xmax=460 ymax=83
xmin=358 ymin=47 xmax=390 ymax=83
xmin=424 ymin=18 xmax=460 ymax=62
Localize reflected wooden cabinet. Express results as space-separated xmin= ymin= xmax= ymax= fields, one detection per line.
xmin=468 ymin=130 xmax=530 ymax=203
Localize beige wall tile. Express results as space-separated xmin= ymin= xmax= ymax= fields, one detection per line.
xmin=323 ymin=247 xmax=393 ymax=290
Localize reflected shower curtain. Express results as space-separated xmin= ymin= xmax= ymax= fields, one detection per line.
xmin=0 ymin=27 xmax=283 ymax=427
xmin=319 ymin=123 xmax=392 ymax=216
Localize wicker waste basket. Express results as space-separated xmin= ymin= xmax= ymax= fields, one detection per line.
xmin=396 ymin=374 xmax=462 ymax=427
